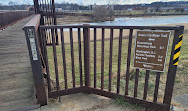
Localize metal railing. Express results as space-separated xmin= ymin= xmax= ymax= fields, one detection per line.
xmin=24 ymin=1 xmax=185 ymax=111
xmin=36 ymin=24 xmax=184 ymax=111
xmin=0 ymin=11 xmax=34 ymax=30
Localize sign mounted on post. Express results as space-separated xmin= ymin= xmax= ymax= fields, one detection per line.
xmin=27 ymin=29 xmax=38 ymax=61
xmin=133 ymin=30 xmax=171 ymax=72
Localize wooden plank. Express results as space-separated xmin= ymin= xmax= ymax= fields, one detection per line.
xmin=101 ymin=28 xmax=105 ymax=90
xmin=143 ymin=70 xmax=150 ymax=100
xmin=134 ymin=69 xmax=139 ymax=97
xmin=60 ymin=28 xmax=68 ymax=89
xmin=70 ymin=28 xmax=76 ymax=88
xmin=125 ymin=29 xmax=133 ymax=95
xmin=117 ymin=29 xmax=123 ymax=93
xmin=78 ymin=28 xmax=83 ymax=86
xmin=108 ymin=29 xmax=113 ymax=91
xmin=24 ymin=14 xmax=41 ymax=31
xmin=153 ymin=72 xmax=161 ymax=102
xmin=94 ymin=28 xmax=97 ymax=88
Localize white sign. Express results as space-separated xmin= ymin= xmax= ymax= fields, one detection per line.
xmin=27 ymin=29 xmax=38 ymax=61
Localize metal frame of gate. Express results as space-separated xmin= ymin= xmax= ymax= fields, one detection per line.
xmin=23 ymin=0 xmax=185 ymax=111
xmin=23 ymin=14 xmax=184 ymax=111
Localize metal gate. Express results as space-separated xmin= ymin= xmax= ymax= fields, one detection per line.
xmin=24 ymin=1 xmax=184 ymax=111
xmin=23 ymin=15 xmax=184 ymax=111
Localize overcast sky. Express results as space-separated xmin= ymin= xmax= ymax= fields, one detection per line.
xmin=0 ymin=0 xmax=187 ymax=5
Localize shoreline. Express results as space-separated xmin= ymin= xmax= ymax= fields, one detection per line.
xmin=54 ymin=15 xmax=188 ymax=44
xmin=57 ymin=15 xmax=188 ymax=25
xmin=47 ymin=22 xmax=188 ymax=44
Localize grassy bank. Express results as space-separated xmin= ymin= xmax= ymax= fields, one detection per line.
xmin=57 ymin=11 xmax=188 ymax=25
xmin=47 ymin=31 xmax=188 ymax=102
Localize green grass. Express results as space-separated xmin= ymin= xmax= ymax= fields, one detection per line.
xmin=114 ymin=10 xmax=187 ymax=16
xmin=47 ymin=32 xmax=188 ymax=101
xmin=47 ymin=37 xmax=132 ymax=91
xmin=114 ymin=95 xmax=144 ymax=111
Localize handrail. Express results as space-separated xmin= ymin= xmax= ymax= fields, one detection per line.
xmin=28 ymin=15 xmax=185 ymax=111
xmin=0 ymin=11 xmax=34 ymax=30
xmin=40 ymin=24 xmax=181 ymax=30
xmin=23 ymin=14 xmax=41 ymax=31
xmin=23 ymin=14 xmax=48 ymax=106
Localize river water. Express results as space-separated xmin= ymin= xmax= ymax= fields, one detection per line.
xmin=80 ymin=15 xmax=188 ymax=26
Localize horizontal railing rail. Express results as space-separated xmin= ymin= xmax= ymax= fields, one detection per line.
xmin=40 ymin=25 xmax=181 ymax=30
xmin=0 ymin=11 xmax=34 ymax=30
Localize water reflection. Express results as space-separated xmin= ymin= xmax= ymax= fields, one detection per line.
xmin=61 ymin=15 xmax=188 ymax=31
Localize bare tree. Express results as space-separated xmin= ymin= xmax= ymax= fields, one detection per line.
xmin=93 ymin=6 xmax=109 ymax=21
xmin=93 ymin=5 xmax=114 ymax=22
xmin=108 ymin=0 xmax=115 ymax=19
xmin=155 ymin=6 xmax=161 ymax=13
xmin=107 ymin=5 xmax=114 ymax=20
xmin=8 ymin=1 xmax=14 ymax=6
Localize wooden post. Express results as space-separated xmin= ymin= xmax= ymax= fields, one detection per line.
xmin=83 ymin=24 xmax=91 ymax=87
xmin=24 ymin=26 xmax=48 ymax=106
xmin=163 ymin=26 xmax=184 ymax=111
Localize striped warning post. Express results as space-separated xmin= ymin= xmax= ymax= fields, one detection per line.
xmin=173 ymin=34 xmax=183 ymax=66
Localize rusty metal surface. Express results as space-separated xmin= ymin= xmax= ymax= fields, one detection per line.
xmin=37 ymin=24 xmax=184 ymax=111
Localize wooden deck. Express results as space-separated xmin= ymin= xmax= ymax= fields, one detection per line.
xmin=0 ymin=16 xmax=35 ymax=111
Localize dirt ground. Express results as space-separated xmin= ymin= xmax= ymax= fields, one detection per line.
xmin=0 ymin=16 xmax=34 ymax=111
xmin=57 ymin=15 xmax=93 ymax=25
xmin=32 ymin=93 xmax=144 ymax=111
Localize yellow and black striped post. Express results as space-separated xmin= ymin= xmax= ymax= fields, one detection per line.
xmin=164 ymin=25 xmax=184 ymax=111
xmin=173 ymin=34 xmax=183 ymax=66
